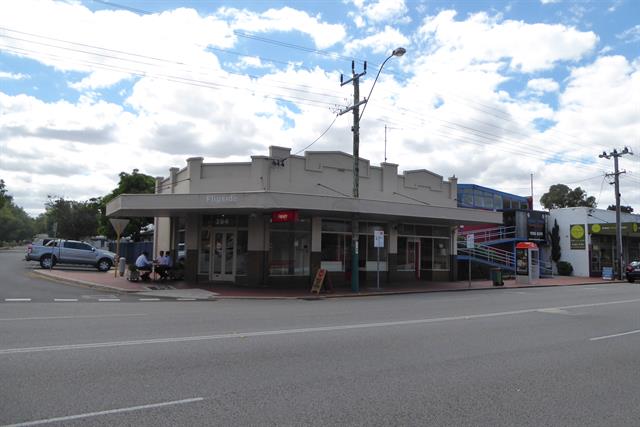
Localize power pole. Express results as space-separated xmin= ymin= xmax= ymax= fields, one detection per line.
xmin=339 ymin=60 xmax=367 ymax=292
xmin=599 ymin=147 xmax=633 ymax=280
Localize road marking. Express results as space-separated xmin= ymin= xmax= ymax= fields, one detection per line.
xmin=0 ymin=314 xmax=147 ymax=322
xmin=590 ymin=329 xmax=640 ymax=341
xmin=3 ymin=397 xmax=204 ymax=426
xmin=98 ymin=298 xmax=120 ymax=302
xmin=4 ymin=298 xmax=31 ymax=302
xmin=138 ymin=298 xmax=161 ymax=301
xmin=2 ymin=297 xmax=640 ymax=355
xmin=177 ymin=298 xmax=197 ymax=301
xmin=537 ymin=308 xmax=571 ymax=315
xmin=54 ymin=298 xmax=78 ymax=302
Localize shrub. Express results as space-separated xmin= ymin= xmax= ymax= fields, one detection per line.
xmin=557 ymin=261 xmax=573 ymax=276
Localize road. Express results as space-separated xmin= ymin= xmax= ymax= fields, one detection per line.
xmin=1 ymin=249 xmax=640 ymax=426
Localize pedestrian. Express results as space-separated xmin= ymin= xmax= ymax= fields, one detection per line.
xmin=135 ymin=251 xmax=153 ymax=281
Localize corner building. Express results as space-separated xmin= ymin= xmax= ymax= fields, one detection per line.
xmin=107 ymin=146 xmax=501 ymax=288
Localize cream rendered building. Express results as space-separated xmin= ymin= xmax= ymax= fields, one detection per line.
xmin=107 ymin=146 xmax=501 ymax=287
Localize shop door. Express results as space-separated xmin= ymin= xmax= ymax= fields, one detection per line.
xmin=407 ymin=237 xmax=420 ymax=279
xmin=211 ymin=231 xmax=236 ymax=282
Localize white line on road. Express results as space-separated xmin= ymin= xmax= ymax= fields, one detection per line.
xmin=2 ymin=297 xmax=640 ymax=355
xmin=177 ymin=298 xmax=197 ymax=301
xmin=590 ymin=329 xmax=640 ymax=341
xmin=98 ymin=298 xmax=120 ymax=302
xmin=3 ymin=397 xmax=204 ymax=426
xmin=4 ymin=298 xmax=31 ymax=302
xmin=53 ymin=299 xmax=78 ymax=302
xmin=138 ymin=298 xmax=161 ymax=301
xmin=0 ymin=314 xmax=147 ymax=322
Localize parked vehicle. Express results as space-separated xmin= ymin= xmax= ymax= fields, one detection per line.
xmin=25 ymin=239 xmax=117 ymax=272
xmin=626 ymin=261 xmax=640 ymax=283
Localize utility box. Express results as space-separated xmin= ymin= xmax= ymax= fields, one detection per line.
xmin=516 ymin=242 xmax=539 ymax=285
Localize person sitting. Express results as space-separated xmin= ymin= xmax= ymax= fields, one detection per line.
xmin=157 ymin=250 xmax=173 ymax=280
xmin=135 ymin=251 xmax=153 ymax=281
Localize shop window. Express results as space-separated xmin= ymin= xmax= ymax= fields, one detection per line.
xmin=236 ymin=230 xmax=248 ymax=276
xmin=199 ymin=229 xmax=210 ymax=275
xmin=321 ymin=219 xmax=351 ymax=233
xmin=269 ymin=219 xmax=310 ymax=276
xmin=397 ymin=236 xmax=419 ymax=271
xmin=433 ymin=239 xmax=450 ymax=270
xmin=321 ymin=233 xmax=349 ymax=272
xmin=494 ymin=194 xmax=502 ymax=211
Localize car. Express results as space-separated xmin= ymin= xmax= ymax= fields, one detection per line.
xmin=626 ymin=261 xmax=640 ymax=283
xmin=25 ymin=238 xmax=117 ymax=272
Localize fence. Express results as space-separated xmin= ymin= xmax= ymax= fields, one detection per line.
xmin=108 ymin=241 xmax=153 ymax=264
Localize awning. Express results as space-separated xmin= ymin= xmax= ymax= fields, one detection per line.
xmin=107 ymin=191 xmax=502 ymax=225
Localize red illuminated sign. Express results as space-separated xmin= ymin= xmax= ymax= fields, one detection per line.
xmin=271 ymin=210 xmax=299 ymax=223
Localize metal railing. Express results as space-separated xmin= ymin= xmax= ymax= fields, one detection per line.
xmin=458 ymin=244 xmax=515 ymax=270
xmin=458 ymin=226 xmax=516 ymax=245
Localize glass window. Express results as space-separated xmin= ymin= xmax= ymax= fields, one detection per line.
xmin=199 ymin=229 xmax=210 ymax=274
xmin=415 ymin=225 xmax=432 ymax=236
xmin=397 ymin=236 xmax=419 ymax=271
xmin=269 ymin=220 xmax=311 ymax=276
xmin=322 ymin=220 xmax=350 ymax=233
xmin=433 ymin=239 xmax=450 ymax=270
xmin=236 ymin=230 xmax=248 ymax=275
xmin=431 ymin=226 xmax=449 ymax=237
xmin=493 ymin=194 xmax=502 ymax=210
xmin=321 ymin=233 xmax=348 ymax=272
xmin=398 ymin=224 xmax=415 ymax=235
xmin=460 ymin=189 xmax=473 ymax=206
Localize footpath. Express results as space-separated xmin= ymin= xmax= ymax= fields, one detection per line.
xmin=31 ymin=266 xmax=623 ymax=301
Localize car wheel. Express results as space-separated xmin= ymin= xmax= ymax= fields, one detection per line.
xmin=40 ymin=255 xmax=55 ymax=269
xmin=97 ymin=258 xmax=112 ymax=272
xmin=628 ymin=277 xmax=635 ymax=283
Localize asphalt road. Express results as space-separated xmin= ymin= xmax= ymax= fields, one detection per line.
xmin=0 ymin=249 xmax=136 ymax=302
xmin=1 ymin=250 xmax=640 ymax=426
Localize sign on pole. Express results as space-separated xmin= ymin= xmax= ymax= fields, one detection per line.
xmin=109 ymin=219 xmax=130 ymax=236
xmin=374 ymin=230 xmax=384 ymax=248
xmin=466 ymin=234 xmax=474 ymax=249
xmin=374 ymin=230 xmax=384 ymax=289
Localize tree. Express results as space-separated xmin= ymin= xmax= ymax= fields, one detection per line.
xmin=0 ymin=180 xmax=34 ymax=244
xmin=549 ymin=219 xmax=561 ymax=265
xmin=44 ymin=197 xmax=100 ymax=240
xmin=0 ymin=179 xmax=13 ymax=210
xmin=98 ymin=169 xmax=156 ymax=241
xmin=540 ymin=184 xmax=597 ymax=210
xmin=607 ymin=204 xmax=634 ymax=214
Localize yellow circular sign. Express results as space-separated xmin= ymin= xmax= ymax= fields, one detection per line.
xmin=571 ymin=224 xmax=585 ymax=239
xmin=591 ymin=223 xmax=601 ymax=233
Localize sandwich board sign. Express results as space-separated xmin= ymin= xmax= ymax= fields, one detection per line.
xmin=109 ymin=219 xmax=130 ymax=277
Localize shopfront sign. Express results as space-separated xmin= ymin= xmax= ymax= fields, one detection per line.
xmin=590 ymin=222 xmax=640 ymax=236
xmin=527 ymin=211 xmax=547 ymax=241
xmin=570 ymin=224 xmax=586 ymax=250
xmin=271 ymin=210 xmax=299 ymax=223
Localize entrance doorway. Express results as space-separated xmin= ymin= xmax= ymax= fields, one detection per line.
xmin=211 ymin=230 xmax=236 ymax=282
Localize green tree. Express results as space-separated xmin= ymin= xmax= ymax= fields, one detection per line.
xmin=0 ymin=180 xmax=34 ymax=244
xmin=44 ymin=197 xmax=100 ymax=240
xmin=540 ymin=184 xmax=597 ymax=210
xmin=607 ymin=204 xmax=634 ymax=213
xmin=98 ymin=169 xmax=156 ymax=241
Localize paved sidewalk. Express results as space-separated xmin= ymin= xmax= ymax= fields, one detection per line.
xmin=30 ymin=265 xmax=624 ymax=300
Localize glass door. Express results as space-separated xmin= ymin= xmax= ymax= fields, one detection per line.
xmin=211 ymin=230 xmax=236 ymax=282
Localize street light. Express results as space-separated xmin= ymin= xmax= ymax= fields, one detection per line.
xmin=339 ymin=46 xmax=406 ymax=292
xmin=359 ymin=47 xmax=406 ymax=121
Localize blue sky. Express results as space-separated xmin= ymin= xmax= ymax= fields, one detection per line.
xmin=0 ymin=0 xmax=638 ymax=216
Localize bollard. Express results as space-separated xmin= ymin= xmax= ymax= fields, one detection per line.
xmin=118 ymin=257 xmax=126 ymax=277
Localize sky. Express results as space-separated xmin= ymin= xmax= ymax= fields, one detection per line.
xmin=0 ymin=0 xmax=638 ymax=217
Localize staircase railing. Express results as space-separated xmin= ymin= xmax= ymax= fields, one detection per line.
xmin=458 ymin=225 xmax=517 ymax=245
xmin=458 ymin=244 xmax=515 ymax=270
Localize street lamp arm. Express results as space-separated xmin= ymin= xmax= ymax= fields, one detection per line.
xmin=359 ymin=47 xmax=405 ymax=121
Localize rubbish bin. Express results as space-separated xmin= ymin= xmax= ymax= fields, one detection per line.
xmin=118 ymin=257 xmax=126 ymax=277
xmin=490 ymin=268 xmax=503 ymax=286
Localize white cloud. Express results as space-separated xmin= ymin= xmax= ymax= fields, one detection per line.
xmin=362 ymin=0 xmax=408 ymax=23
xmin=527 ymin=78 xmax=560 ymax=93
xmin=417 ymin=10 xmax=598 ymax=73
xmin=344 ymin=26 xmax=410 ymax=55
xmin=0 ymin=71 xmax=29 ymax=80
xmin=220 ymin=6 xmax=346 ymax=49
xmin=616 ymin=24 xmax=640 ymax=43
xmin=540 ymin=0 xmax=560 ymax=4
